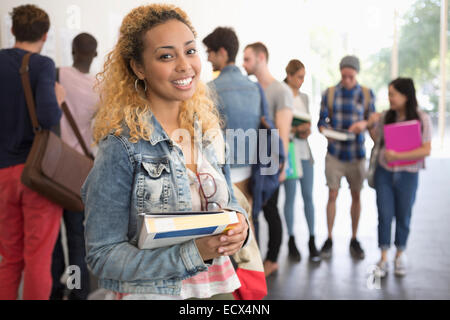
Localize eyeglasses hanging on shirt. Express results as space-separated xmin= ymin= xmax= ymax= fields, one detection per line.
xmin=196 ymin=172 xmax=221 ymax=211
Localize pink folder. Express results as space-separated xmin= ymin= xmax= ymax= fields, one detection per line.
xmin=383 ymin=120 xmax=422 ymax=167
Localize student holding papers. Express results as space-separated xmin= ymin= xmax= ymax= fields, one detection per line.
xmin=317 ymin=55 xmax=376 ymax=260
xmin=367 ymin=78 xmax=432 ymax=278
xmin=81 ymin=4 xmax=249 ymax=300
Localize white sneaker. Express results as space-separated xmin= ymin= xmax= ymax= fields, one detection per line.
xmin=394 ymin=255 xmax=407 ymax=277
xmin=374 ymin=260 xmax=388 ymax=278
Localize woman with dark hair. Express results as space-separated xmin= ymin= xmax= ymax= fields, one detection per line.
xmin=367 ymin=78 xmax=432 ymax=278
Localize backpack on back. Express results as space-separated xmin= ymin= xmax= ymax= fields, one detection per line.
xmin=326 ymin=85 xmax=371 ymax=123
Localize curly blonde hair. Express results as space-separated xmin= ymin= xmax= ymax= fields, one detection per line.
xmin=93 ymin=4 xmax=221 ymax=144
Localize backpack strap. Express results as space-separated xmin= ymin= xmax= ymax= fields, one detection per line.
xmin=328 ymin=85 xmax=371 ymax=122
xmin=361 ymin=85 xmax=371 ymax=120
xmin=326 ymin=86 xmax=336 ymax=124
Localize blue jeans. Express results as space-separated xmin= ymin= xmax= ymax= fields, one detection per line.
xmin=283 ymin=159 xmax=315 ymax=237
xmin=50 ymin=210 xmax=91 ymax=300
xmin=374 ymin=165 xmax=419 ymax=251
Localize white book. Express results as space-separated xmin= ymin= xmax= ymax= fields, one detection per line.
xmin=292 ymin=110 xmax=312 ymax=121
xmin=322 ymin=128 xmax=356 ymax=141
xmin=137 ymin=211 xmax=239 ymax=249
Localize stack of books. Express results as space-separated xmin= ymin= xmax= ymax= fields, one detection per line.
xmin=137 ymin=211 xmax=239 ymax=249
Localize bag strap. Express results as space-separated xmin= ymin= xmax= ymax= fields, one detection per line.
xmin=56 ymin=68 xmax=94 ymax=159
xmin=373 ymin=111 xmax=386 ymax=150
xmin=20 ymin=53 xmax=41 ymax=133
xmin=60 ymin=101 xmax=94 ymax=159
xmin=20 ymin=54 xmax=94 ymax=159
xmin=361 ymin=85 xmax=371 ymax=120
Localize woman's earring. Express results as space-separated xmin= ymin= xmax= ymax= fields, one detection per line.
xmin=134 ymin=78 xmax=148 ymax=92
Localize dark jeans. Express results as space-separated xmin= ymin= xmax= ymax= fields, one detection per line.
xmin=50 ymin=210 xmax=90 ymax=300
xmin=262 ymin=187 xmax=282 ymax=262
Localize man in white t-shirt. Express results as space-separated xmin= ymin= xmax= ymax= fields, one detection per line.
xmin=50 ymin=33 xmax=98 ymax=300
xmin=243 ymin=42 xmax=293 ymax=277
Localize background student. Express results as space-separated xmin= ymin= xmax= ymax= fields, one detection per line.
xmin=368 ymin=77 xmax=432 ymax=278
xmin=317 ymin=55 xmax=375 ymax=260
xmin=0 ymin=4 xmax=65 ymax=300
xmin=282 ymin=59 xmax=320 ymax=262
xmin=50 ymin=32 xmax=98 ymax=300
xmin=243 ymin=42 xmax=293 ymax=276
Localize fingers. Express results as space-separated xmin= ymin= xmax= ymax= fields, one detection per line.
xmin=213 ymin=214 xmax=248 ymax=256
xmin=219 ymin=232 xmax=247 ymax=248
xmin=195 ymin=234 xmax=226 ymax=261
xmin=196 ymin=213 xmax=249 ymax=260
xmin=218 ymin=241 xmax=244 ymax=256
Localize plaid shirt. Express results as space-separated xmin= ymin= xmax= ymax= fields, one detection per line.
xmin=317 ymin=82 xmax=376 ymax=162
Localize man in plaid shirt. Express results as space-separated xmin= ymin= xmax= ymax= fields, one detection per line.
xmin=317 ymin=55 xmax=375 ymax=260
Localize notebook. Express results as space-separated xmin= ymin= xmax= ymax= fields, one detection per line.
xmin=292 ymin=110 xmax=312 ymax=126
xmin=285 ymin=140 xmax=303 ymax=179
xmin=137 ymin=211 xmax=239 ymax=249
xmin=383 ymin=120 xmax=422 ymax=167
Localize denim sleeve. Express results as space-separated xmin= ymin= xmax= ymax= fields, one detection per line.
xmin=81 ymin=135 xmax=208 ymax=282
xmin=34 ymin=57 xmax=62 ymax=129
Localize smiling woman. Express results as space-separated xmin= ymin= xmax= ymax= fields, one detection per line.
xmin=82 ymin=3 xmax=250 ymax=300
xmin=130 ymin=21 xmax=201 ymax=107
xmin=93 ymin=4 xmax=220 ymax=144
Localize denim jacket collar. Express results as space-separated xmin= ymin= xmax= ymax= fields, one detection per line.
xmin=148 ymin=113 xmax=171 ymax=146
xmin=219 ymin=64 xmax=241 ymax=76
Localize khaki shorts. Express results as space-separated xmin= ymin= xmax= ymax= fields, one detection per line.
xmin=325 ymin=153 xmax=366 ymax=191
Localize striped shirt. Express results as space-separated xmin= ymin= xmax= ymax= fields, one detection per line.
xmin=318 ymin=82 xmax=376 ymax=161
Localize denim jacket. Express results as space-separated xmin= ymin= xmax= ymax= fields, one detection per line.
xmin=208 ymin=65 xmax=262 ymax=169
xmin=81 ymin=113 xmax=248 ymax=295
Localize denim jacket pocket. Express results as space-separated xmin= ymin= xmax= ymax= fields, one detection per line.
xmin=142 ymin=161 xmax=171 ymax=178
xmin=138 ymin=158 xmax=172 ymax=212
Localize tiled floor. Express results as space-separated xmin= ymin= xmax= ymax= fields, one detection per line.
xmin=255 ymin=115 xmax=450 ymax=300
xmin=258 ymin=156 xmax=450 ymax=300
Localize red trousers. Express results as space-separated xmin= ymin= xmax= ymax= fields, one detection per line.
xmin=0 ymin=164 xmax=62 ymax=300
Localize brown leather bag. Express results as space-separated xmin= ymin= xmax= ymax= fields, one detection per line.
xmin=19 ymin=52 xmax=94 ymax=212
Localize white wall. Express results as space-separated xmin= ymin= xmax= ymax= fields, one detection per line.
xmin=1 ymin=0 xmax=416 ymax=114
xmin=0 ymin=0 xmax=311 ymax=86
